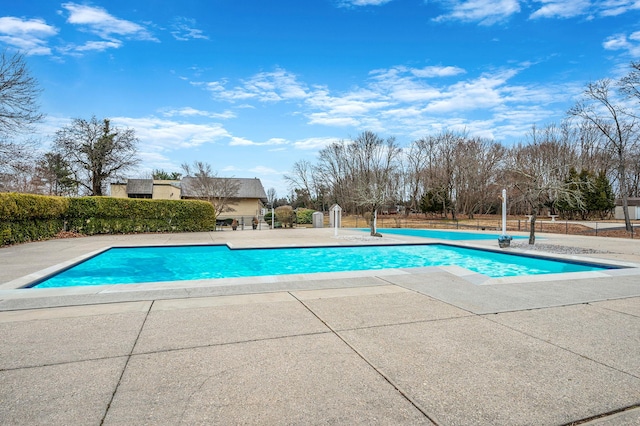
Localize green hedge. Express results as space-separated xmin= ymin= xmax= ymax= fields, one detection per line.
xmin=295 ymin=208 xmax=315 ymax=225
xmin=0 ymin=193 xmax=70 ymax=245
xmin=0 ymin=193 xmax=217 ymax=246
xmin=0 ymin=192 xmax=69 ymax=221
xmin=66 ymin=197 xmax=216 ymax=234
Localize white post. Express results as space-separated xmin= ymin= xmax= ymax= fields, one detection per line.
xmin=334 ymin=207 xmax=338 ymax=236
xmin=272 ymin=206 xmax=274 ymax=229
xmin=501 ymin=188 xmax=507 ymax=236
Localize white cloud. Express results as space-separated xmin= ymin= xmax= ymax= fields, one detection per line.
xmin=249 ymin=166 xmax=280 ymax=175
xmin=603 ymin=34 xmax=629 ymax=50
xmin=196 ymin=61 xmax=576 ymax=145
xmin=411 ymin=65 xmax=467 ymax=78
xmin=529 ymin=0 xmax=590 ymax=19
xmin=229 ymin=137 xmax=289 ymax=146
xmin=603 ymin=32 xmax=640 ymax=57
xmin=423 ymin=70 xmax=518 ymax=113
xmin=62 ymin=3 xmax=156 ymax=40
xmin=0 ymin=17 xmax=58 ymax=55
xmin=292 ymin=137 xmax=341 ymax=150
xmin=161 ymin=107 xmax=236 ymax=120
xmin=137 ymin=151 xmax=177 ymax=172
xmin=171 ymin=17 xmax=208 ymax=41
xmin=306 ymin=113 xmax=362 ymax=127
xmin=59 ymin=2 xmax=157 ymax=54
xmin=204 ymin=68 xmax=309 ymax=102
xmin=433 ymin=0 xmax=521 ymax=25
xmin=369 ymin=66 xmax=445 ymax=102
xmin=74 ymin=40 xmax=122 ymax=52
xmin=112 ymin=116 xmax=231 ymax=151
xmin=337 ymin=0 xmax=393 ymax=6
xmin=598 ymin=0 xmax=640 ymax=16
xmin=530 ymin=0 xmax=640 ymax=19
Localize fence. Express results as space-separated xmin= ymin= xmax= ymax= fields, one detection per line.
xmin=218 ymin=214 xmax=637 ymax=238
xmin=350 ymin=216 xmax=637 ymax=239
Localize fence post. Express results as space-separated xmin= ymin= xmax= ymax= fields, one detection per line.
xmin=595 ymin=222 xmax=598 ymax=237
xmin=565 ymin=220 xmax=568 ymax=234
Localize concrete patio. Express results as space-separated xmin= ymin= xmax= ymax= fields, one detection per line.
xmin=0 ymin=228 xmax=639 ymax=425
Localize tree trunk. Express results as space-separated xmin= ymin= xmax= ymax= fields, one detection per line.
xmin=528 ymin=213 xmax=537 ymax=245
xmin=621 ymin=193 xmax=632 ymax=232
xmin=370 ymin=209 xmax=377 ymax=236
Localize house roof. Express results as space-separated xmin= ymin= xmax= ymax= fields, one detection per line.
xmin=617 ymin=198 xmax=640 ymax=207
xmin=181 ymin=177 xmax=267 ymax=201
xmin=126 ymin=179 xmax=153 ymax=195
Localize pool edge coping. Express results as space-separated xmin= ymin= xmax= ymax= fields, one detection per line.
xmin=2 ymin=239 xmax=639 ymax=297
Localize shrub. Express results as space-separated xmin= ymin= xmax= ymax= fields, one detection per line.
xmin=275 ymin=205 xmax=295 ymax=228
xmin=0 ymin=192 xmax=69 ymax=221
xmin=295 ymin=208 xmax=315 ymax=225
xmin=0 ymin=193 xmax=69 ymax=245
xmin=66 ymin=197 xmax=217 ymax=234
xmin=0 ymin=194 xmax=217 ymax=246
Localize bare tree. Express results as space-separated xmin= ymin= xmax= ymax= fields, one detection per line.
xmin=0 ymin=50 xmax=44 ymax=136
xmin=619 ymin=61 xmax=640 ymax=107
xmin=568 ymin=78 xmax=639 ymax=231
xmin=452 ymin=137 xmax=505 ymax=218
xmin=507 ymin=126 xmax=584 ymax=244
xmin=347 ymin=131 xmax=401 ymax=236
xmin=284 ymin=160 xmax=317 ymax=209
xmin=0 ymin=51 xmax=44 ymax=185
xmin=315 ymin=140 xmax=356 ymax=213
xmin=181 ymin=161 xmax=241 ymax=216
xmin=53 ymin=117 xmax=139 ymax=196
xmin=404 ymin=138 xmax=432 ymax=215
xmin=424 ymin=131 xmax=463 ymax=219
xmin=266 ymin=187 xmax=277 ymax=206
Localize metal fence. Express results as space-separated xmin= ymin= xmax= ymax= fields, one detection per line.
xmin=217 ymin=214 xmax=637 ymax=238
xmin=355 ymin=217 xmax=636 ymax=238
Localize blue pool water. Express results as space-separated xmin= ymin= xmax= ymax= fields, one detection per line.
xmin=367 ymin=228 xmax=526 ymax=240
xmin=32 ymin=243 xmax=613 ymax=288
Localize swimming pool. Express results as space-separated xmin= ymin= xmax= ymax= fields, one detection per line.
xmin=364 ymin=228 xmax=525 ymax=240
xmin=31 ymin=243 xmax=615 ymax=288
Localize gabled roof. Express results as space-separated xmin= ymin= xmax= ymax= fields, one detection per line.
xmin=126 ymin=179 xmax=153 ymax=195
xmin=181 ymin=177 xmax=267 ymax=201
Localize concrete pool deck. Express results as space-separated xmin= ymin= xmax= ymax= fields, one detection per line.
xmin=0 ymin=228 xmax=639 ymax=425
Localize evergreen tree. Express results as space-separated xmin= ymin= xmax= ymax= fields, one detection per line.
xmin=34 ymin=152 xmax=76 ymax=196
xmin=556 ymin=167 xmax=583 ymax=219
xmin=420 ymin=188 xmax=451 ymax=216
xmin=589 ymin=171 xmax=615 ymax=219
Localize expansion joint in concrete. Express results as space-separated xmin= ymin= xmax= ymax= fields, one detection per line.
xmin=288 ymin=291 xmax=441 ymax=425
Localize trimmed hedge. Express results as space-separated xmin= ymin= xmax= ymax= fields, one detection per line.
xmin=0 ymin=192 xmax=69 ymax=221
xmin=0 ymin=193 xmax=217 ymax=246
xmin=66 ymin=197 xmax=217 ymax=234
xmin=1 ymin=193 xmax=70 ymax=246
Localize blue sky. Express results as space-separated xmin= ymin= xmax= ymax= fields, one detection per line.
xmin=2 ymin=1 xmax=640 ymax=197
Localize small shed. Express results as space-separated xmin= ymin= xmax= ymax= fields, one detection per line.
xmin=312 ymin=211 xmax=324 ymax=228
xmin=614 ymin=198 xmax=640 ymax=220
